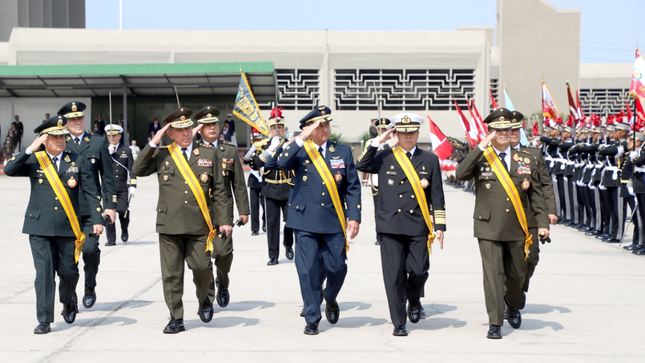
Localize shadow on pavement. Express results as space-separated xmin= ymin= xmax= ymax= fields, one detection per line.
xmin=523 ymin=304 xmax=571 ymax=315
xmin=425 ymin=303 xmax=458 ymax=316
xmin=218 ymin=300 xmax=276 ymax=312
xmin=192 ymin=316 xmax=260 ymax=328
xmin=83 ymin=300 xmax=154 ymax=312
xmin=339 ymin=301 xmax=372 ymax=311
xmin=326 ymin=316 xmax=389 ymax=328
xmin=414 ymin=317 xmax=467 ymax=330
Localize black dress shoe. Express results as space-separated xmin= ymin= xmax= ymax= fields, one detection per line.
xmin=83 ymin=286 xmax=96 ymax=308
xmin=61 ymin=301 xmax=78 ymax=324
xmin=121 ymin=232 xmax=129 ymax=243
xmin=105 ymin=241 xmax=116 ymax=246
xmin=197 ymin=298 xmax=214 ymax=323
xmin=267 ymin=257 xmax=279 ymax=266
xmin=487 ymin=324 xmax=502 ymax=339
xmin=300 ymin=308 xmax=305 ymax=317
xmin=505 ymin=300 xmax=522 ymax=329
xmin=520 ymin=291 xmax=526 ymax=310
xmin=251 ymin=231 xmax=259 ymax=236
xmin=216 ymin=278 xmax=229 ymax=308
xmin=633 ymin=247 xmax=645 ymax=255
xmin=419 ymin=305 xmax=426 ymax=319
xmin=304 ymin=321 xmax=319 ymax=335
xmin=34 ymin=322 xmax=51 ymax=334
xmin=325 ymin=301 xmax=340 ymax=324
xmin=163 ymin=318 xmax=185 ymax=333
xmin=407 ymin=302 xmax=421 ymax=324
xmin=624 ymin=244 xmax=640 ymax=250
xmin=604 ymin=238 xmax=620 ymax=243
xmin=393 ymin=325 xmax=408 ymax=336
xmin=596 ymin=233 xmax=610 ymax=240
xmin=585 ymin=230 xmax=600 ymax=236
xmin=285 ymin=246 xmax=294 ymax=260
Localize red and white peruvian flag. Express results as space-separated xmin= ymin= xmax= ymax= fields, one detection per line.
xmin=630 ymin=48 xmax=645 ymax=101
xmin=428 ymin=116 xmax=454 ymax=161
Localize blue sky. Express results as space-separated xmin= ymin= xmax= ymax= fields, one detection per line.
xmin=86 ymin=0 xmax=643 ymax=63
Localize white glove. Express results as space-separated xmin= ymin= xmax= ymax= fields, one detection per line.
xmin=628 ymin=186 xmax=635 ymax=196
xmin=616 ymin=146 xmax=624 ymax=157
xmin=268 ymin=136 xmax=281 ymax=152
xmin=598 ymin=184 xmax=607 ymax=190
xmin=630 ymin=151 xmax=638 ymax=161
xmin=129 ymin=186 xmax=136 ymax=198
xmin=244 ymin=148 xmax=255 ymax=160
xmin=108 ymin=144 xmax=117 ymax=154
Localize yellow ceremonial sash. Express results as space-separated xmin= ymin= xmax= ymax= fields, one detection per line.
xmin=35 ymin=151 xmax=86 ymax=263
xmin=391 ymin=147 xmax=436 ymax=254
xmin=167 ymin=143 xmax=217 ymax=252
xmin=482 ymin=147 xmax=533 ymax=259
xmin=303 ymin=140 xmax=349 ymax=254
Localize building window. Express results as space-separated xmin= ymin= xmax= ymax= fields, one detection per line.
xmin=259 ymin=69 xmax=319 ymax=110
xmin=579 ymin=88 xmax=634 ymax=115
xmin=334 ymin=69 xmax=475 ymax=111
xmin=490 ymin=79 xmax=499 ymax=109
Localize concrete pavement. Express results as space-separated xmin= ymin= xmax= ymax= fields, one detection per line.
xmin=0 ymin=173 xmax=644 ymax=362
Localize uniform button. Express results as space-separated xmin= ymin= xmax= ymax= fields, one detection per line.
xmin=399 ymin=194 xmax=403 ymax=198
xmin=397 ymin=209 xmax=401 ymax=213
xmin=478 ymin=216 xmax=482 ymax=219
xmin=322 ymin=192 xmax=325 ymax=196
xmin=116 ymin=175 xmax=119 ymax=178
xmin=321 ymin=203 xmax=325 ymax=206
xmin=185 ymin=191 xmax=188 ymax=194
xmin=400 ymin=181 xmax=404 ymax=184
xmin=55 ymin=197 xmax=58 ymax=201
xmin=409 ymin=210 xmax=414 ymax=214
xmin=185 ymin=181 xmax=188 ymax=185
xmin=411 ymin=195 xmax=415 ymax=199
xmin=506 ymin=198 xmax=510 ymax=201
xmin=54 ymin=207 xmax=58 ymax=210
xmin=506 ymin=209 xmax=510 ymax=213
xmin=322 ymin=182 xmax=325 ymax=185
xmin=185 ymin=201 xmax=188 ymax=204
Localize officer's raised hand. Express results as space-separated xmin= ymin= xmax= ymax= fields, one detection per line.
xmin=150 ymin=123 xmax=171 ymax=146
xmin=192 ymin=124 xmax=203 ymax=137
xmin=298 ymin=121 xmax=320 ymax=142
xmin=377 ymin=128 xmax=395 ymax=145
xmin=27 ymin=134 xmax=48 ymax=153
xmin=479 ymin=131 xmax=497 ymax=149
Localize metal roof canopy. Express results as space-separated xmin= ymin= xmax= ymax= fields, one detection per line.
xmin=0 ymin=62 xmax=277 ymax=100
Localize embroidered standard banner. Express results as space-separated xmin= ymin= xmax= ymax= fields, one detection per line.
xmin=482 ymin=147 xmax=533 ymax=259
xmin=167 ymin=143 xmax=217 ymax=252
xmin=303 ymin=140 xmax=349 ymax=254
xmin=232 ymin=72 xmax=269 ymax=136
xmin=35 ymin=151 xmax=86 ymax=263
xmin=392 ymin=146 xmax=436 ymax=254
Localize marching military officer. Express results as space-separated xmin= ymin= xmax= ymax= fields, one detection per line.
xmin=243 ymin=129 xmax=267 ymax=236
xmin=4 ymin=116 xmax=104 ymax=334
xmin=247 ymin=107 xmax=294 ymax=265
xmin=194 ymin=105 xmax=250 ymax=309
xmin=509 ymin=112 xmax=557 ymax=306
xmin=104 ymin=124 xmax=136 ymax=246
xmin=456 ymin=108 xmax=549 ymax=339
xmin=60 ymin=101 xmax=116 ymax=310
xmin=274 ymin=106 xmax=362 ymax=335
xmin=133 ymin=107 xmax=229 ymax=333
xmin=356 ymin=113 xmax=446 ymax=337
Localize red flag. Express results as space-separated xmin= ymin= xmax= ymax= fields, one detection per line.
xmin=532 ymin=122 xmax=539 ymax=136
xmin=630 ymin=48 xmax=645 ymax=101
xmin=466 ymin=98 xmax=485 ymax=141
xmin=542 ymin=82 xmax=560 ymax=127
xmin=566 ymin=82 xmax=580 ymax=122
xmin=427 ymin=116 xmax=454 ymax=161
xmin=636 ymin=97 xmax=645 ymax=123
xmin=627 ymin=100 xmax=634 ymax=125
xmin=455 ymin=100 xmax=478 ymax=148
xmin=489 ymin=88 xmax=498 ymax=110
xmin=576 ymin=89 xmax=585 ymax=120
xmin=471 ymin=98 xmax=488 ymax=133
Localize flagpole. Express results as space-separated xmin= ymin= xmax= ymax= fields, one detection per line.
xmin=109 ymin=91 xmax=113 ymax=125
xmin=173 ymin=86 xmax=180 ymax=108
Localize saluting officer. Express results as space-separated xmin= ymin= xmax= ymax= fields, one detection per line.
xmin=456 ymin=108 xmax=549 ymax=339
xmin=194 ymin=105 xmax=250 ymax=309
xmin=356 ymin=113 xmax=446 ymax=337
xmin=509 ymin=112 xmax=556 ymax=306
xmin=275 ymin=106 xmax=361 ymax=335
xmin=362 ymin=117 xmax=391 ymax=245
xmin=4 ymin=116 xmax=104 ymax=334
xmin=60 ymin=101 xmax=117 ymax=310
xmin=104 ymin=124 xmax=137 ymax=246
xmin=133 ymin=107 xmax=229 ymax=333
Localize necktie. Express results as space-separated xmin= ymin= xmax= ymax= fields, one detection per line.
xmin=498 ymin=152 xmax=508 ymax=171
xmin=182 ymin=148 xmax=189 ymax=161
xmin=74 ymin=137 xmax=81 ymax=149
xmin=52 ymin=156 xmax=59 ymax=172
xmin=318 ymin=146 xmax=324 ymax=158
xmin=406 ymin=152 xmax=412 ymax=160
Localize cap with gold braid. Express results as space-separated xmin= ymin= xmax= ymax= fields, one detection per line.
xmin=510 ymin=110 xmax=524 ymax=130
xmin=34 ymin=115 xmax=70 ymax=136
xmin=483 ymin=108 xmax=514 ymax=130
xmin=194 ymin=106 xmax=221 ymax=124
xmin=162 ymin=107 xmax=194 ymax=129
xmin=57 ymin=101 xmax=86 ymax=119
xmin=373 ymin=118 xmax=391 ymax=129
xmin=104 ymin=124 xmax=123 ymax=136
xmin=299 ymin=105 xmax=332 ymax=129
xmin=390 ymin=113 xmax=424 ymax=133
xmin=268 ymin=107 xmax=286 ymax=127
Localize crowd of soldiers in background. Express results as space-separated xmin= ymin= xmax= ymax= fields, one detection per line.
xmin=443 ymin=112 xmax=645 ymax=255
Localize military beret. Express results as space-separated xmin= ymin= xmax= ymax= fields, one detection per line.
xmin=162 ymin=107 xmax=194 ymax=129
xmin=390 ymin=113 xmax=424 ymax=133
xmin=34 ymin=115 xmax=69 ymax=136
xmin=104 ymin=124 xmax=123 ymax=136
xmin=58 ymin=101 xmax=86 ymax=119
xmin=194 ymin=106 xmax=220 ymax=124
xmin=299 ymin=106 xmax=332 ymax=130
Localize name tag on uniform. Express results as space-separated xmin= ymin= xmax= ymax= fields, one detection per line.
xmin=330 ymin=159 xmax=345 ymax=169
xmin=66 ymin=166 xmax=79 ymax=174
xmin=119 ymin=154 xmax=128 ymax=159
xmin=197 ymin=159 xmax=212 ymax=167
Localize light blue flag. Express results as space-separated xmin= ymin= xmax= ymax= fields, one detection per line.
xmin=504 ymin=87 xmax=528 ymax=146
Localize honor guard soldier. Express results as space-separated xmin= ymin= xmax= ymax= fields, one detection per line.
xmin=456 ymin=108 xmax=549 ymax=339
xmin=194 ymin=105 xmax=250 ymax=309
xmin=4 ymin=116 xmax=104 ymax=334
xmin=133 ymin=107 xmax=229 ymax=333
xmin=509 ymin=112 xmax=556 ymax=307
xmin=243 ymin=129 xmax=267 ymax=235
xmin=629 ymin=127 xmax=645 ymax=255
xmin=59 ymin=101 xmax=117 ymax=310
xmin=275 ymin=106 xmax=362 ymax=335
xmin=356 ymin=113 xmax=446 ymax=337
xmin=247 ymin=107 xmax=294 ymax=265
xmin=361 ymin=117 xmax=391 ymax=245
xmin=104 ymin=124 xmax=137 ymax=246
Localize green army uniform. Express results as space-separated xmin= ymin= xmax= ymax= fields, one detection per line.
xmin=4 ymin=116 xmax=103 ymax=334
xmin=193 ymin=106 xmax=250 ymax=308
xmin=59 ymin=101 xmax=117 ymax=309
xmin=456 ymin=108 xmax=548 ymax=338
xmin=133 ymin=107 xmax=228 ymax=333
